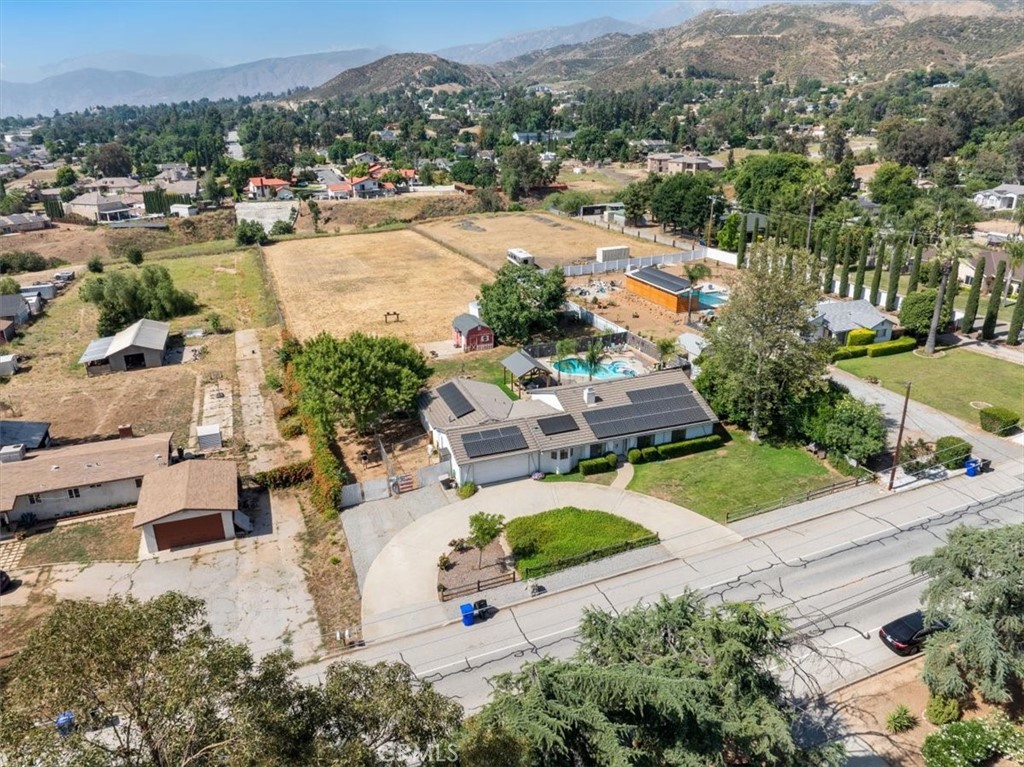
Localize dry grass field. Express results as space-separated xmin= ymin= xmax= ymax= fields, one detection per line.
xmin=262 ymin=230 xmax=493 ymax=343
xmin=418 ymin=211 xmax=678 ymax=270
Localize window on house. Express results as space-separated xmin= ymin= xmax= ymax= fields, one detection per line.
xmin=135 ymin=478 xmax=143 ymax=488
xmin=550 ymin=451 xmax=558 ymax=460
xmin=480 ymin=335 xmax=490 ymax=343
xmin=89 ymin=484 xmax=101 ymax=489
xmin=636 ymin=435 xmax=652 ymax=449
xmin=28 ymin=493 xmax=41 ymax=504
xmin=67 ymin=488 xmax=80 ymax=499
xmin=671 ymin=430 xmax=687 ymax=443
xmin=559 ymin=449 xmax=569 ymax=460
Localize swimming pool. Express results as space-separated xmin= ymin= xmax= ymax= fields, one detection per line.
xmin=553 ymin=357 xmax=639 ymax=379
xmin=698 ymin=291 xmax=729 ymax=307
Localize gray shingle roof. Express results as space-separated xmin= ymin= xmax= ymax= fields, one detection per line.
xmin=79 ymin=318 xmax=169 ymax=364
xmin=501 ymin=349 xmax=550 ymax=378
xmin=0 ymin=294 xmax=29 ymax=318
xmin=813 ymin=299 xmax=891 ymax=333
xmin=452 ymin=313 xmax=487 ymax=334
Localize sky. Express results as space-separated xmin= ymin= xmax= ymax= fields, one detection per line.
xmin=0 ymin=0 xmax=687 ymax=82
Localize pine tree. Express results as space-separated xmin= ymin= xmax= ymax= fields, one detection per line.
xmin=853 ymin=233 xmax=870 ymax=300
xmin=869 ymin=241 xmax=886 ymax=306
xmin=838 ymin=232 xmax=853 ymax=297
xmin=822 ymin=227 xmax=840 ymax=293
xmin=907 ymin=244 xmax=924 ymax=292
xmin=884 ymin=241 xmax=904 ymax=312
xmin=981 ymin=261 xmax=1006 ymax=339
xmin=1007 ymin=290 xmax=1024 ymax=345
xmin=960 ymin=257 xmax=985 ymax=334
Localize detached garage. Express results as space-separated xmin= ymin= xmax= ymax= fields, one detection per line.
xmin=134 ymin=460 xmax=239 ymax=554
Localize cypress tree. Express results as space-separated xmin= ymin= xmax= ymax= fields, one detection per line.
xmin=981 ymin=261 xmax=1006 ymax=339
xmin=1007 ymin=289 xmax=1024 ymax=346
xmin=853 ymin=233 xmax=870 ymax=300
xmin=838 ymin=232 xmax=853 ymax=297
xmin=884 ymin=241 xmax=904 ymax=312
xmin=822 ymin=228 xmax=839 ymax=293
xmin=960 ymin=257 xmax=985 ymax=334
xmin=926 ymin=258 xmax=942 ymax=288
xmin=870 ymin=241 xmax=886 ymax=306
xmin=813 ymin=228 xmax=824 ymax=259
xmin=774 ymin=217 xmax=784 ymax=246
xmin=943 ymin=257 xmax=959 ymax=320
xmin=737 ymin=214 xmax=747 ymax=268
xmin=907 ymin=244 xmax=923 ymax=292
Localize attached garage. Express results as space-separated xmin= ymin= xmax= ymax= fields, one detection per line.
xmin=134 ymin=460 xmax=239 ymax=555
xmin=465 ymin=453 xmax=533 ymax=485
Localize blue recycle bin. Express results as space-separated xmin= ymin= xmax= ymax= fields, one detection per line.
xmin=56 ymin=711 xmax=75 ymax=736
xmin=965 ymin=458 xmax=981 ymax=477
xmin=460 ymin=603 xmax=475 ymax=627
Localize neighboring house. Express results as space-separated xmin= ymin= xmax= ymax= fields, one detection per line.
xmin=960 ymin=251 xmax=1024 ymax=296
xmin=65 ymin=191 xmax=134 ymax=222
xmin=351 ymin=151 xmax=380 ymax=165
xmin=349 ymin=176 xmax=379 ymax=198
xmin=634 ymin=138 xmax=672 ymax=154
xmin=134 ymin=460 xmax=240 ymax=554
xmin=809 ymin=299 xmax=894 ymax=345
xmin=79 ymin=318 xmax=170 ymax=376
xmin=646 ymin=152 xmax=725 ymax=175
xmin=626 ymin=267 xmax=698 ymax=314
xmin=161 ymin=179 xmax=200 ymax=198
xmin=973 ymin=184 xmax=1024 ymax=211
xmin=326 ymin=182 xmax=351 ymax=199
xmin=374 ymin=129 xmax=399 ymax=142
xmin=0 ymin=431 xmax=172 ymax=526
xmin=452 ymin=313 xmax=494 ymax=352
xmin=0 ymin=420 xmax=51 ymax=450
xmin=0 ymin=293 xmax=31 ymax=329
xmin=246 ymin=177 xmax=290 ymax=199
xmin=0 ymin=212 xmax=51 ymax=234
xmin=420 ymin=368 xmax=717 ymax=486
xmin=83 ymin=177 xmax=140 ymax=193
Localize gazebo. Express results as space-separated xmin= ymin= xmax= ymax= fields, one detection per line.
xmin=501 ymin=350 xmax=554 ymax=393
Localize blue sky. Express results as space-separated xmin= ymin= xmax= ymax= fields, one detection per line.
xmin=0 ymin=0 xmax=683 ymax=82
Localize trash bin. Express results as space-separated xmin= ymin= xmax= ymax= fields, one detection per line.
xmin=55 ymin=711 xmax=75 ymax=737
xmin=460 ymin=603 xmax=475 ymax=627
xmin=965 ymin=458 xmax=980 ymax=477
xmin=473 ymin=599 xmax=489 ymax=619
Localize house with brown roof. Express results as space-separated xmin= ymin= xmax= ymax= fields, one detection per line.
xmin=0 ymin=431 xmax=171 ymax=528
xmin=246 ymin=177 xmax=291 ymax=199
xmin=133 ymin=460 xmax=240 ymax=554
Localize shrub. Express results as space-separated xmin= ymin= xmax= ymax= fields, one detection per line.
xmin=934 ymin=436 xmax=972 ymax=470
xmin=124 ymin=247 xmax=144 ymax=266
xmin=579 ymin=457 xmax=615 ymax=476
xmin=846 ymin=328 xmax=876 ymax=347
xmin=657 ymin=434 xmax=723 ymax=459
xmin=448 ymin=538 xmax=468 ymax=553
xmin=250 ymin=460 xmax=313 ymax=488
xmin=265 ymin=371 xmax=282 ymax=391
xmin=832 ymin=346 xmax=868 ymax=361
xmin=0 ymin=250 xmax=67 ymax=275
xmin=207 ymin=312 xmax=222 ymax=333
xmin=978 ymin=406 xmax=1019 ymax=435
xmin=866 ymin=336 xmax=917 ymax=357
xmin=87 ymin=255 xmax=104 ymax=273
xmin=627 ymin=448 xmax=644 ymax=464
xmin=278 ymin=417 xmax=304 ymax=440
xmin=641 ymin=446 xmax=660 ymax=462
xmin=885 ymin=704 xmax=918 ymax=734
xmin=437 ymin=554 xmax=452 ymax=571
xmin=270 ymin=220 xmax=295 ymax=236
xmin=605 ymin=452 xmax=618 ymax=469
xmin=457 ymin=481 xmax=478 ymax=499
xmin=922 ymin=720 xmax=995 ymax=767
xmin=925 ymin=696 xmax=962 ymax=726
xmin=235 ymin=220 xmax=268 ymax=245
xmin=329 ymin=555 xmax=341 ymax=565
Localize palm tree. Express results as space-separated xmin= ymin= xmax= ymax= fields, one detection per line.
xmin=583 ymin=341 xmax=607 ymax=381
xmin=803 ymin=171 xmax=829 ymax=251
xmin=683 ymin=262 xmax=712 ymax=324
xmin=655 ymin=337 xmax=682 ymax=369
xmin=554 ymin=337 xmax=578 ymax=384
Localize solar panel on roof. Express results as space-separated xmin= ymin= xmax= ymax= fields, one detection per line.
xmin=437 ymin=382 xmax=474 ymax=418
xmin=630 ymin=268 xmax=690 ymax=295
xmin=537 ymin=413 xmax=579 ymax=436
xmin=628 ymin=384 xmax=685 ymax=404
xmin=582 ymin=388 xmax=708 ymax=440
xmin=462 ymin=425 xmax=528 ymax=458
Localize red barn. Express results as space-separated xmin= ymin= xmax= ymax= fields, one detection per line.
xmin=452 ymin=313 xmax=494 ymax=352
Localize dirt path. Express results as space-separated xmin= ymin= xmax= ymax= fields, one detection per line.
xmin=235 ymin=329 xmax=286 ymax=473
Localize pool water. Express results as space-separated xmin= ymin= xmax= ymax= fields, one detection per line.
xmin=553 ymin=358 xmax=639 ymax=379
xmin=698 ymin=291 xmax=729 ymax=307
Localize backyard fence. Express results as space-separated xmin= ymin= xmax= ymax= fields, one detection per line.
xmin=439 ymin=571 xmax=517 ymax=602
xmin=725 ymin=475 xmax=876 ymax=523
xmin=554 ymin=251 xmax=701 ymax=278
xmin=519 ymin=534 xmax=661 ymax=580
xmin=253 ymin=244 xmax=285 ymax=327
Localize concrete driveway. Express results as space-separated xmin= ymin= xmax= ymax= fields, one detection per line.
xmin=6 ymin=491 xmax=322 ymax=661
xmin=360 ymin=479 xmax=741 ymax=640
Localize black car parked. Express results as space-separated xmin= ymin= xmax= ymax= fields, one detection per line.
xmin=879 ymin=610 xmax=949 ymax=655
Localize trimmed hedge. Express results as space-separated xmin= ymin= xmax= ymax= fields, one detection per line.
xmin=604 ymin=452 xmax=618 ymax=469
xmin=657 ymin=434 xmax=723 ymax=459
xmin=627 ymin=448 xmax=643 ymax=464
xmin=251 ymin=460 xmax=313 ymax=489
xmin=580 ymin=457 xmax=616 ymax=476
xmin=641 ymin=446 xmax=660 ymax=462
xmin=934 ymin=435 xmax=972 ymax=470
xmin=866 ymin=335 xmax=917 ymax=357
xmin=979 ymin=406 xmax=1020 ymax=435
xmin=832 ymin=346 xmax=868 ymax=362
xmin=846 ymin=328 xmax=876 ymax=347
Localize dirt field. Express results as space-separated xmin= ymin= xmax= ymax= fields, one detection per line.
xmin=263 ymin=230 xmax=493 ymax=343
xmin=293 ymin=194 xmax=480 ymax=234
xmin=0 ymin=224 xmax=112 ymax=262
xmin=418 ymin=211 xmax=679 ymax=271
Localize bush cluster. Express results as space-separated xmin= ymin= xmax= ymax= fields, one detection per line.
xmin=0 ymin=250 xmax=67 ymax=275
xmin=656 ymin=434 xmax=723 ymax=460
xmin=978 ymin=406 xmax=1019 ymax=435
xmin=934 ymin=436 xmax=972 ymax=470
xmin=250 ymin=460 xmax=313 ymax=488
xmin=925 ymin=696 xmax=962 ymax=726
xmin=865 ymin=336 xmax=917 ymax=357
xmin=457 ymin=481 xmax=477 ymax=499
xmin=846 ymin=328 xmax=876 ymax=347
xmin=579 ymin=454 xmax=618 ymax=476
xmin=831 ymin=346 xmax=868 ymax=361
xmin=922 ymin=720 xmax=994 ymax=767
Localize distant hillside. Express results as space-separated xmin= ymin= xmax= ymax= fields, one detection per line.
xmin=306 ymin=53 xmax=502 ymax=100
xmin=435 ymin=17 xmax=644 ymax=65
xmin=496 ymin=0 xmax=1024 ymax=88
xmin=0 ymin=48 xmax=391 ymax=118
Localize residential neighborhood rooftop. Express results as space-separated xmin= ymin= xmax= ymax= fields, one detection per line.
xmin=813 ymin=299 xmax=891 ymax=334
xmin=79 ymin=318 xmax=170 ymax=364
xmin=132 ymin=459 xmax=239 ymax=528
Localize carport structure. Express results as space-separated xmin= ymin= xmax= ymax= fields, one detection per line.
xmin=501 ymin=349 xmax=553 ymax=393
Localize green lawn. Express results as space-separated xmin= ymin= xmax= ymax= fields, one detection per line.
xmin=837 ymin=349 xmax=1024 ymax=424
xmin=542 ymin=468 xmax=617 ymax=486
xmin=146 ymin=238 xmax=240 ymax=261
xmin=627 ymin=433 xmax=836 ymax=523
xmin=505 ymin=507 xmax=654 ymax=577
xmin=19 ymin=514 xmax=140 ymax=566
xmin=159 ymin=249 xmax=278 ymax=330
xmin=431 ymin=346 xmax=519 ymax=400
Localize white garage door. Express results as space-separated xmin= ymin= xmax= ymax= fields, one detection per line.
xmin=469 ymin=454 xmax=531 ymax=486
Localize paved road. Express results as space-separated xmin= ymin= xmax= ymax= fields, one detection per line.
xmin=298 ymin=465 xmax=1024 ymax=714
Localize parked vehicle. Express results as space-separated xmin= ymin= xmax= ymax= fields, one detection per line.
xmin=0 ymin=570 xmax=11 ymax=593
xmin=878 ymin=610 xmax=949 ymax=655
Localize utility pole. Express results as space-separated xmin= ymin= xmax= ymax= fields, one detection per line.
xmin=887 ymin=382 xmax=912 ymax=491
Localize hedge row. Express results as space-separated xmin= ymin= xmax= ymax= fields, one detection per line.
xmin=832 ymin=346 xmax=868 ymax=362
xmin=846 ymin=328 xmax=876 ymax=347
xmin=979 ymin=406 xmax=1020 ymax=435
xmin=866 ymin=336 xmax=917 ymax=357
xmin=251 ymin=461 xmax=313 ymax=489
xmin=579 ymin=453 xmax=619 ymax=476
xmin=656 ymin=434 xmax=723 ymax=459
